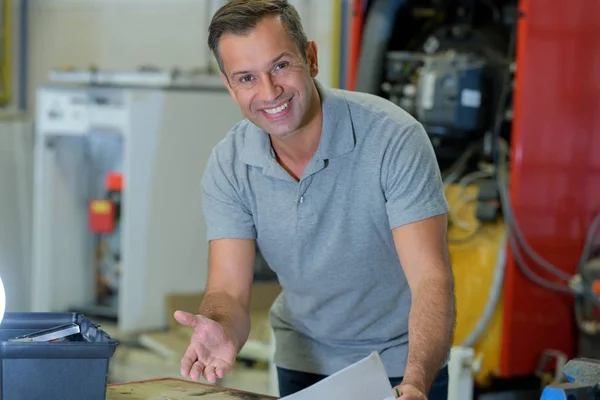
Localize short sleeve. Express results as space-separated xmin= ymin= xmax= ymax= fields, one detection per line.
xmin=201 ymin=149 xmax=256 ymax=241
xmin=382 ymin=121 xmax=450 ymax=229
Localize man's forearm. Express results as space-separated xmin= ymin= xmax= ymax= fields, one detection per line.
xmin=402 ymin=269 xmax=455 ymax=392
xmin=199 ymin=291 xmax=251 ymax=352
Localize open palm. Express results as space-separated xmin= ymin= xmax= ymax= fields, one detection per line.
xmin=174 ymin=310 xmax=238 ymax=383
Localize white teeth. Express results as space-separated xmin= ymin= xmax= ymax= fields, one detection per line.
xmin=265 ymin=101 xmax=289 ymax=115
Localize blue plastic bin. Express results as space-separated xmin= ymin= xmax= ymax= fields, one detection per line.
xmin=0 ymin=312 xmax=117 ymax=400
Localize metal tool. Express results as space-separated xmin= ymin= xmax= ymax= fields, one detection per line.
xmin=8 ymin=323 xmax=80 ymax=342
xmin=540 ymin=358 xmax=600 ymax=399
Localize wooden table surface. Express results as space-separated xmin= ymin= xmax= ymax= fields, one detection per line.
xmin=107 ymin=378 xmax=277 ymax=400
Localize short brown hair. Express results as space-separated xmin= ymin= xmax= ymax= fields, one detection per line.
xmin=208 ymin=0 xmax=308 ymax=74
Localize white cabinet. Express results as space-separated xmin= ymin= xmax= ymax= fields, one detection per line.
xmin=31 ymin=81 xmax=244 ymax=332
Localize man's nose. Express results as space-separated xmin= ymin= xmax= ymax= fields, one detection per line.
xmin=260 ymin=75 xmax=283 ymax=102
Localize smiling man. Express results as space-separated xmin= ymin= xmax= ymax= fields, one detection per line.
xmin=174 ymin=1 xmax=456 ymax=399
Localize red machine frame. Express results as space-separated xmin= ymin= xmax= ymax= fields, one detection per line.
xmin=501 ymin=0 xmax=600 ymax=377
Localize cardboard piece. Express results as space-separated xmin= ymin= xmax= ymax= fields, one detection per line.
xmin=165 ymin=282 xmax=282 ymax=330
xmin=107 ymin=377 xmax=276 ymax=399
xmin=144 ymin=282 xmax=281 ymax=363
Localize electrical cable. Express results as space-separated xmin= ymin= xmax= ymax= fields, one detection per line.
xmin=457 ymin=170 xmax=493 ymax=196
xmin=507 ymin=233 xmax=573 ymax=294
xmin=453 ymin=12 xmax=600 ymax=338
xmin=496 ymin=140 xmax=573 ymax=291
xmin=491 ymin=24 xmax=517 ymax=168
xmin=485 ymin=20 xmax=574 ymax=287
xmin=505 ymin=203 xmax=573 ymax=281
xmin=456 ymin=140 xmax=600 ymax=344
xmin=574 ymin=214 xmax=600 ymax=335
xmin=497 ymin=145 xmax=573 ymax=292
xmin=578 ymin=213 xmax=600 ymax=273
xmin=497 ymin=140 xmax=600 ymax=309
xmin=450 ymin=170 xmax=491 ymax=231
xmin=442 ymin=140 xmax=482 ymax=185
xmin=462 ymin=233 xmax=506 ymax=346
xmin=495 ymin=139 xmax=573 ymax=282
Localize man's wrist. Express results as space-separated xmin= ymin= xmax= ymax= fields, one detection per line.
xmin=401 ymin=369 xmax=428 ymax=393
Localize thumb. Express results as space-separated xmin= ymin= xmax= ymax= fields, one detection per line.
xmin=174 ymin=310 xmax=199 ymax=327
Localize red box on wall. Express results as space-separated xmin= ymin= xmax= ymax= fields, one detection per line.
xmin=88 ymin=199 xmax=116 ymax=234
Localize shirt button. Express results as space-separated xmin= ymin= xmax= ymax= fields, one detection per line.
xmin=299 ymin=196 xmax=305 ymax=204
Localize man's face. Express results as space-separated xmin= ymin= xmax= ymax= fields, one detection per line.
xmin=218 ymin=15 xmax=319 ymax=138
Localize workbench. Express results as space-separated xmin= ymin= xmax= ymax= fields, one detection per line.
xmin=107 ymin=378 xmax=277 ymax=399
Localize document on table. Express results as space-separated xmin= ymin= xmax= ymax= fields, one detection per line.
xmin=280 ymin=352 xmax=396 ymax=400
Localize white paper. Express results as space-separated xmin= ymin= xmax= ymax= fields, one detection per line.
xmin=280 ymin=352 xmax=395 ymax=400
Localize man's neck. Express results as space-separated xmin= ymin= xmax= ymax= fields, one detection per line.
xmin=270 ymin=114 xmax=321 ymax=181
xmin=270 ymin=87 xmax=323 ymax=180
xmin=270 ymin=117 xmax=321 ymax=165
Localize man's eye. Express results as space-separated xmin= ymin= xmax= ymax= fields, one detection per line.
xmin=274 ymin=62 xmax=289 ymax=71
xmin=240 ymin=75 xmax=254 ymax=83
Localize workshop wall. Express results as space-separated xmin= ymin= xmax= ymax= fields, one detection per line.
xmin=0 ymin=118 xmax=34 ymax=312
xmin=26 ymin=0 xmax=337 ymax=111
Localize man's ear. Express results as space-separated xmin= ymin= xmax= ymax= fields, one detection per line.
xmin=306 ymin=41 xmax=319 ymax=78
xmin=220 ymin=72 xmax=238 ymax=104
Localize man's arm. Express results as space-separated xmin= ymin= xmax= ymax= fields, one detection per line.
xmin=176 ymin=142 xmax=258 ymax=382
xmin=392 ymin=213 xmax=455 ymax=394
xmin=196 ymin=145 xmax=258 ymax=351
xmin=199 ymin=238 xmax=256 ymax=352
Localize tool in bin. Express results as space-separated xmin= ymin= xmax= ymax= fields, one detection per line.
xmin=540 ymin=358 xmax=600 ymax=399
xmin=8 ymin=323 xmax=81 ymax=342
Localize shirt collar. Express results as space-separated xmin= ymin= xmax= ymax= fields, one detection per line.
xmin=240 ymin=79 xmax=355 ymax=168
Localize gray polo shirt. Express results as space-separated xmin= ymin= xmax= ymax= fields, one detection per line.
xmin=201 ymin=79 xmax=449 ymax=378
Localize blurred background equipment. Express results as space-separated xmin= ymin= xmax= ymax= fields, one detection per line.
xmin=88 ymin=171 xmax=123 ymax=311
xmin=357 ymin=0 xmax=515 ymax=169
xmin=349 ymin=0 xmax=600 ymax=398
xmin=30 ymin=70 xmax=245 ymax=332
xmin=539 ymin=358 xmax=600 ymax=400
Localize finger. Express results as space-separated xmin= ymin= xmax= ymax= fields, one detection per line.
xmin=174 ymin=310 xmax=198 ymax=328
xmin=190 ymin=360 xmax=205 ymax=381
xmin=180 ymin=346 xmax=197 ymax=377
xmin=204 ymin=365 xmax=217 ymax=384
xmin=215 ymin=368 xmax=225 ymax=379
xmin=212 ymin=358 xmax=234 ymax=374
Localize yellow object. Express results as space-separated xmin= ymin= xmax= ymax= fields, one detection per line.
xmin=0 ymin=0 xmax=11 ymax=106
xmin=90 ymin=200 xmax=111 ymax=215
xmin=445 ymin=184 xmax=506 ymax=386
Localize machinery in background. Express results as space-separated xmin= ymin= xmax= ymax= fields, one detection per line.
xmin=576 ymin=254 xmax=600 ymax=361
xmin=356 ymin=0 xmax=600 ymax=398
xmin=359 ymin=0 xmax=516 ymax=169
xmin=540 ymin=358 xmax=600 ymax=400
xmin=31 ymin=70 xmax=245 ymax=332
xmin=88 ymin=171 xmax=123 ymax=311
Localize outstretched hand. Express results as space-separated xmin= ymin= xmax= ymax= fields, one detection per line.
xmin=174 ymin=310 xmax=238 ymax=383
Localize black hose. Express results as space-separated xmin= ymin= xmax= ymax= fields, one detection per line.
xmin=355 ymin=0 xmax=409 ymax=94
